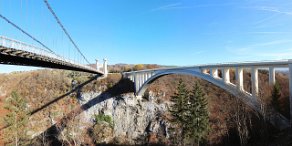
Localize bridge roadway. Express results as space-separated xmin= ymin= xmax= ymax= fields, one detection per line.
xmin=0 ymin=36 xmax=105 ymax=75
xmin=123 ymin=60 xmax=292 ymax=129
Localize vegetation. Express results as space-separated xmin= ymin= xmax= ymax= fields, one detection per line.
xmin=187 ymin=82 xmax=209 ymax=146
xmin=133 ymin=64 xmax=145 ymax=71
xmin=94 ymin=114 xmax=113 ymax=128
xmin=271 ymin=82 xmax=281 ymax=113
xmin=92 ymin=114 xmax=114 ymax=144
xmin=108 ymin=64 xmax=161 ymax=73
xmin=169 ymin=79 xmax=189 ymax=145
xmin=2 ymin=91 xmax=30 ymax=146
xmin=169 ymin=80 xmax=209 ymax=146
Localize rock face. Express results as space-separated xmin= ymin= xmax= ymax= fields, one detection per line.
xmin=79 ymin=92 xmax=171 ymax=144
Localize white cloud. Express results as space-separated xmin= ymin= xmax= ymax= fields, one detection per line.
xmin=225 ymin=40 xmax=292 ymax=60
xmin=252 ymin=40 xmax=292 ymax=47
xmin=246 ymin=31 xmax=292 ymax=34
xmin=252 ymin=6 xmax=292 ymax=16
xmin=253 ymin=13 xmax=279 ymax=25
xmin=150 ymin=3 xmax=182 ymax=12
xmin=150 ymin=2 xmax=237 ymax=12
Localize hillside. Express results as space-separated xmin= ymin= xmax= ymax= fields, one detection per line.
xmin=0 ymin=67 xmax=291 ymax=145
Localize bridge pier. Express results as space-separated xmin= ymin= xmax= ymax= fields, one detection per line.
xmin=223 ymin=68 xmax=230 ymax=83
xmin=145 ymin=73 xmax=149 ymax=81
xmin=251 ymin=67 xmax=259 ymax=97
xmin=140 ymin=74 xmax=143 ymax=85
xmin=269 ymin=67 xmax=276 ymax=85
xmin=210 ymin=68 xmax=218 ymax=78
xmin=134 ymin=73 xmax=139 ymax=92
xmin=149 ymin=72 xmax=152 ymax=79
xmin=142 ymin=73 xmax=146 ymax=85
xmin=139 ymin=74 xmax=143 ymax=89
xmin=236 ymin=67 xmax=244 ymax=91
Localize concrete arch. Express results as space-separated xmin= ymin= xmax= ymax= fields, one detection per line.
xmin=137 ymin=69 xmax=257 ymax=109
xmin=136 ymin=69 xmax=289 ymax=129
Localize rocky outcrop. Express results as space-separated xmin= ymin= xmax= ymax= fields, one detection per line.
xmin=79 ymin=92 xmax=171 ymax=144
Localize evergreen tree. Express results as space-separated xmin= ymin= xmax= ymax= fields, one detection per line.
xmin=271 ymin=82 xmax=281 ymax=112
xmin=170 ymin=80 xmax=209 ymax=145
xmin=186 ymin=81 xmax=209 ymax=146
xmin=170 ymin=79 xmax=189 ymax=124
xmin=169 ymin=79 xmax=189 ymax=145
xmin=3 ymin=91 xmax=30 ymax=146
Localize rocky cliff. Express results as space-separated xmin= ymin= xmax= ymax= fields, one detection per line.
xmin=79 ymin=91 xmax=170 ymax=144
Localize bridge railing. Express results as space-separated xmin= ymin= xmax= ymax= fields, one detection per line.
xmin=0 ymin=36 xmax=98 ymax=72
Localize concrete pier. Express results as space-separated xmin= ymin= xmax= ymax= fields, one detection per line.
xmin=134 ymin=73 xmax=139 ymax=92
xmin=210 ymin=68 xmax=218 ymax=78
xmin=251 ymin=67 xmax=259 ymax=97
xmin=223 ymin=68 xmax=230 ymax=83
xmin=269 ymin=67 xmax=276 ymax=85
xmin=235 ymin=67 xmax=244 ymax=91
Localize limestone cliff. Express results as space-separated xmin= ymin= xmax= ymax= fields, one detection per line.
xmin=79 ymin=92 xmax=171 ymax=144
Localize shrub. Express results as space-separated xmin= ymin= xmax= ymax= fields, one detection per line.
xmin=94 ymin=114 xmax=113 ymax=127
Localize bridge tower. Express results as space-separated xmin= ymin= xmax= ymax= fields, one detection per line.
xmin=103 ymin=58 xmax=108 ymax=76
xmin=96 ymin=59 xmax=99 ymax=71
xmin=95 ymin=58 xmax=108 ymax=76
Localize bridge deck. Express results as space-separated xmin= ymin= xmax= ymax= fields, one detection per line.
xmin=0 ymin=46 xmax=103 ymax=75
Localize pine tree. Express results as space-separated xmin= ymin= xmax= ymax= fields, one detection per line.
xmin=169 ymin=80 xmax=209 ymax=145
xmin=186 ymin=81 xmax=209 ymax=146
xmin=170 ymin=79 xmax=189 ymax=124
xmin=3 ymin=91 xmax=30 ymax=146
xmin=169 ymin=79 xmax=189 ymax=145
xmin=271 ymin=82 xmax=281 ymax=112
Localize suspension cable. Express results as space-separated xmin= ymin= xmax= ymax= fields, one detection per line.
xmin=43 ymin=0 xmax=90 ymax=64
xmin=0 ymin=13 xmax=55 ymax=53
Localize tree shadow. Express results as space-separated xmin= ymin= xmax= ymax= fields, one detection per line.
xmin=32 ymin=76 xmax=135 ymax=145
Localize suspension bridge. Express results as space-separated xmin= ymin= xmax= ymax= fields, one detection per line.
xmin=0 ymin=36 xmax=106 ymax=75
xmin=0 ymin=0 xmax=107 ymax=76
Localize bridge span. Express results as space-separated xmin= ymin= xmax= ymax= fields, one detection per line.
xmin=0 ymin=36 xmax=107 ymax=75
xmin=123 ymin=60 xmax=292 ymax=129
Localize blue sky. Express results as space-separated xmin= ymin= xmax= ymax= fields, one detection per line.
xmin=1 ymin=0 xmax=292 ymax=72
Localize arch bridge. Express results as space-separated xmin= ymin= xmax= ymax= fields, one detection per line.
xmin=123 ymin=60 xmax=292 ymax=129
